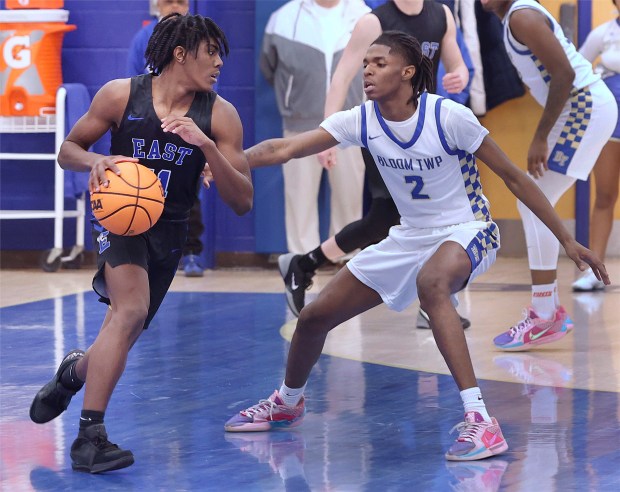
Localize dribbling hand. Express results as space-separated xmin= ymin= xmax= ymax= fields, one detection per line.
xmin=89 ymin=156 xmax=138 ymax=193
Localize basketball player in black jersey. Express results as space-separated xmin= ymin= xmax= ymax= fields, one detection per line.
xmin=277 ymin=0 xmax=472 ymax=329
xmin=28 ymin=14 xmax=252 ymax=473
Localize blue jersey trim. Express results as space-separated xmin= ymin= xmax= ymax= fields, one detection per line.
xmin=434 ymin=97 xmax=458 ymax=156
xmin=505 ymin=7 xmax=555 ymax=56
xmin=360 ymin=104 xmax=368 ymax=147
xmin=373 ymin=92 xmax=427 ymax=149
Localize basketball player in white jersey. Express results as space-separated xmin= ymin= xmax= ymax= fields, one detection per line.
xmin=224 ymin=31 xmax=608 ymax=461
xmin=481 ymin=0 xmax=617 ymax=351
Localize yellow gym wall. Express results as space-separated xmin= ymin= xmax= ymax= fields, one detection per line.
xmin=478 ymin=0 xmax=619 ymax=221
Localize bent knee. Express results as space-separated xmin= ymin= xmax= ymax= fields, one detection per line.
xmin=594 ymin=191 xmax=619 ymax=210
xmin=112 ymin=304 xmax=149 ymax=330
xmin=297 ymin=302 xmax=337 ymax=335
xmin=417 ymin=274 xmax=450 ymax=305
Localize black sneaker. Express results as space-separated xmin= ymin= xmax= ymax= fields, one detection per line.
xmin=278 ymin=253 xmax=314 ymax=317
xmin=70 ymin=424 xmax=134 ymax=473
xmin=30 ymin=349 xmax=85 ymax=424
xmin=416 ymin=309 xmax=471 ymax=330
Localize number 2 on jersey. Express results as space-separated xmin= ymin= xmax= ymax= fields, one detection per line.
xmin=405 ymin=175 xmax=430 ymax=200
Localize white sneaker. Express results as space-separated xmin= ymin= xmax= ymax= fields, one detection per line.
xmin=572 ymin=269 xmax=605 ymax=292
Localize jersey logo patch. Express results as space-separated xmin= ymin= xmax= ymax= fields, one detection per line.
xmin=128 ymin=114 xmax=144 ymax=121
xmin=97 ymin=230 xmax=111 ymax=254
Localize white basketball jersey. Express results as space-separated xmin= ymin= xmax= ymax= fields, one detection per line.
xmin=503 ymin=0 xmax=600 ymax=107
xmin=322 ymin=93 xmax=491 ymax=229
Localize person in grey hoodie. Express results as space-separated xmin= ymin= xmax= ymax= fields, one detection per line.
xmin=259 ymin=0 xmax=370 ymax=255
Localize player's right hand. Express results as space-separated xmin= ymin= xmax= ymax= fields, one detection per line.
xmin=89 ymin=155 xmax=138 ymax=192
xmin=527 ymin=137 xmax=548 ymax=179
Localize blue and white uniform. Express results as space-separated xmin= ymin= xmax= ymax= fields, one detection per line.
xmin=502 ymin=0 xmax=617 ymax=179
xmin=321 ymin=93 xmax=499 ymax=311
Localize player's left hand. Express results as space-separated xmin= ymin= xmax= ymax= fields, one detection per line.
xmin=441 ymin=72 xmax=467 ymax=94
xmin=161 ymin=116 xmax=210 ymax=147
xmin=563 ymin=239 xmax=610 ymax=286
xmin=527 ymin=137 xmax=548 ymax=178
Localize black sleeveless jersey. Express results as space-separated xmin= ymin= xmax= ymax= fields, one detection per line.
xmin=372 ymin=0 xmax=447 ymax=84
xmin=110 ymin=74 xmax=216 ymax=221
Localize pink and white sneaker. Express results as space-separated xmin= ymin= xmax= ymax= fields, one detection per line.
xmin=493 ymin=306 xmax=572 ymax=351
xmin=225 ymin=390 xmax=305 ymax=432
xmin=445 ymin=411 xmax=508 ymax=461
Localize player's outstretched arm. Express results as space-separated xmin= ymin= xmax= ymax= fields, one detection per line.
xmin=192 ymin=97 xmax=253 ymax=216
xmin=475 ymin=136 xmax=610 ymax=285
xmin=245 ymin=129 xmax=339 ymax=169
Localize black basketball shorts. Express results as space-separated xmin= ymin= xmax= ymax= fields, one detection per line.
xmin=90 ymin=219 xmax=188 ymax=329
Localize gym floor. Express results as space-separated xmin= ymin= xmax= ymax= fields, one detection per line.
xmin=1 ymin=257 xmax=619 ymax=491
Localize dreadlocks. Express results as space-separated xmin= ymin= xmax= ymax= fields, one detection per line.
xmin=372 ymin=31 xmax=435 ymax=106
xmin=145 ymin=13 xmax=230 ymax=75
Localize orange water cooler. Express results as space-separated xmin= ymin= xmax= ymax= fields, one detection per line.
xmin=0 ymin=8 xmax=76 ymax=116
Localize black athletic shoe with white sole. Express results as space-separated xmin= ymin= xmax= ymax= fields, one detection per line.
xmin=278 ymin=253 xmax=314 ymax=317
xmin=70 ymin=424 xmax=134 ymax=473
xmin=416 ymin=309 xmax=471 ymax=330
xmin=30 ymin=349 xmax=85 ymax=424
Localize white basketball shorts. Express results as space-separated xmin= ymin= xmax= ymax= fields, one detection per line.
xmin=347 ymin=220 xmax=500 ymax=312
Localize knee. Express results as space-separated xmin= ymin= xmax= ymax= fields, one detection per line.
xmin=112 ymin=304 xmax=149 ymax=336
xmin=594 ymin=188 xmax=619 ymax=210
xmin=297 ymin=303 xmax=335 ymax=338
xmin=416 ymin=273 xmax=448 ymax=308
xmin=355 ymin=213 xmax=389 ymax=248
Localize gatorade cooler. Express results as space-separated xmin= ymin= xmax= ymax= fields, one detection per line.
xmin=6 ymin=1 xmax=65 ymax=8
xmin=0 ymin=9 xmax=76 ymax=116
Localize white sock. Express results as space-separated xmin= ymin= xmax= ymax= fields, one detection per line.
xmin=552 ymin=280 xmax=560 ymax=307
xmin=531 ymin=282 xmax=556 ymax=319
xmin=279 ymin=382 xmax=306 ymax=407
xmin=460 ymin=387 xmax=491 ymax=422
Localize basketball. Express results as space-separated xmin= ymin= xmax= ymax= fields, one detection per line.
xmin=90 ymin=161 xmax=165 ymax=236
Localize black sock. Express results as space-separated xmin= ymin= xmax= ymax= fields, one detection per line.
xmin=298 ymin=246 xmax=327 ymax=272
xmin=60 ymin=360 xmax=84 ymax=391
xmin=80 ymin=410 xmax=105 ymax=429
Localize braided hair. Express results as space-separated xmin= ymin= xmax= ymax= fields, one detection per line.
xmin=145 ymin=13 xmax=230 ymax=75
xmin=372 ymin=31 xmax=435 ymax=106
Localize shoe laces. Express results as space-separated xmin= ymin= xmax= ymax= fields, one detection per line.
xmin=241 ymin=398 xmax=278 ymax=419
xmin=85 ymin=427 xmax=120 ymax=451
xmin=449 ymin=420 xmax=485 ymax=442
xmin=93 ymin=436 xmax=120 ymax=451
xmin=509 ymin=309 xmax=534 ymax=336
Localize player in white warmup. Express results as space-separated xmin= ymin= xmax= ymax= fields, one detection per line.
xmin=224 ymin=31 xmax=609 ymax=462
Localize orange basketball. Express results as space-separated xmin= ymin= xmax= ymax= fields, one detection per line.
xmin=90 ymin=161 xmax=165 ymax=236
